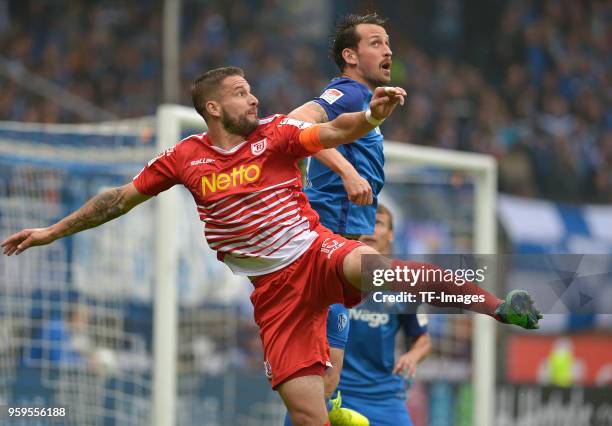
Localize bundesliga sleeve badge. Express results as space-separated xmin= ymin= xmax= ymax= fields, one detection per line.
xmin=320 ymin=88 xmax=344 ymax=105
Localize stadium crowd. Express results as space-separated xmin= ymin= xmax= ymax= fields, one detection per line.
xmin=0 ymin=0 xmax=610 ymax=203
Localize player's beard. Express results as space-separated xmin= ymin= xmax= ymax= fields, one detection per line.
xmin=365 ymin=71 xmax=391 ymax=88
xmin=221 ymin=111 xmax=258 ymax=137
xmin=362 ymin=64 xmax=392 ymax=88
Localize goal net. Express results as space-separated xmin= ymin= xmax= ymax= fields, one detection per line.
xmin=0 ymin=105 xmax=496 ymax=426
xmin=382 ymin=147 xmax=496 ymax=426
xmin=0 ymin=119 xmax=158 ymax=425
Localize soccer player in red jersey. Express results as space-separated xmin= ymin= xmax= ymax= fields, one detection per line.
xmin=3 ymin=67 xmax=541 ymax=426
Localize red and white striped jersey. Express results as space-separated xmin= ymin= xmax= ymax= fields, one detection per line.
xmin=133 ymin=114 xmax=322 ymax=276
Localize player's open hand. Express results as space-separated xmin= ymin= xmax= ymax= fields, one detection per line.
xmin=369 ymin=86 xmax=407 ymax=121
xmin=342 ymin=171 xmax=373 ymax=206
xmin=2 ymin=228 xmax=55 ymax=256
xmin=392 ymin=351 xmax=419 ymax=377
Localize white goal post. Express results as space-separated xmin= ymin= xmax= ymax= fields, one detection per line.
xmin=153 ymin=104 xmax=497 ymax=426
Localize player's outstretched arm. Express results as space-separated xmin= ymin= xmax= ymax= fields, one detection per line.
xmin=290 ymin=103 xmax=373 ymax=205
xmin=316 ymin=86 xmax=405 ymax=149
xmin=289 ymin=101 xmax=329 ymax=124
xmin=2 ymin=183 xmax=150 ymax=256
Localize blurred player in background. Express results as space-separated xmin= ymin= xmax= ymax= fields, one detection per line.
xmin=338 ymin=203 xmax=432 ymax=426
xmin=3 ymin=67 xmax=540 ymax=426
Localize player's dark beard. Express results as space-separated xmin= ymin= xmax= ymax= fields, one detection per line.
xmin=366 ymin=73 xmax=390 ymax=88
xmin=222 ymin=112 xmax=258 ymax=137
xmin=364 ymin=68 xmax=391 ymax=88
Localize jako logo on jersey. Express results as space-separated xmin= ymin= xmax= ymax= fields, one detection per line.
xmin=350 ymin=309 xmax=390 ymax=328
xmin=337 ymin=313 xmax=348 ymax=333
xmin=320 ymin=88 xmax=344 ymax=105
xmin=264 ymin=360 xmax=272 ymax=379
xmin=320 ymin=238 xmax=346 ymax=259
xmin=201 ymin=163 xmax=261 ymax=195
xmin=251 ymin=138 xmax=267 ymax=156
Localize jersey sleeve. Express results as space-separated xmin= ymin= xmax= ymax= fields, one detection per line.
xmin=133 ymin=146 xmax=181 ymax=196
xmin=272 ymin=115 xmax=321 ymax=158
xmin=326 ymin=304 xmax=350 ymax=349
xmin=401 ymin=313 xmax=428 ymax=340
xmin=313 ymin=81 xmax=366 ymax=120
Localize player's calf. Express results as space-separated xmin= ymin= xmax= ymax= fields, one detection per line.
xmin=342 ymin=246 xmax=543 ymax=329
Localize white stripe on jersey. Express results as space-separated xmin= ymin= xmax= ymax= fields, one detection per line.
xmin=224 ymin=222 xmax=310 ymax=258
xmin=211 ymin=188 xmax=291 ymax=221
xmin=208 ymin=140 xmax=249 ymax=155
xmin=243 ymin=221 xmax=311 ymax=256
xmin=206 ymin=214 xmax=303 ymax=247
xmin=205 ymin=203 xmax=299 ymax=235
xmin=197 ymin=177 xmax=297 ymax=212
xmin=202 ymin=190 xmax=293 ymax=225
xmin=211 ymin=196 xmax=295 ymax=227
xmin=210 ymin=217 xmax=309 ymax=253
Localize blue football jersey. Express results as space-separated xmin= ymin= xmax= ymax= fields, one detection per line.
xmin=338 ymin=303 xmax=428 ymax=400
xmin=306 ymin=77 xmax=385 ymax=235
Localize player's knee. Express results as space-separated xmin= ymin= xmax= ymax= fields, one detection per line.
xmin=286 ymin=394 xmax=326 ymax=424
xmin=279 ymin=374 xmax=327 ymax=425
xmin=343 ymin=245 xmax=379 ymax=287
xmin=288 ymin=407 xmax=327 ymax=426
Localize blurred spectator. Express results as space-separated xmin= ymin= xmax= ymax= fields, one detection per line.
xmin=0 ymin=0 xmax=610 ymax=203
xmin=28 ymin=304 xmax=92 ymax=367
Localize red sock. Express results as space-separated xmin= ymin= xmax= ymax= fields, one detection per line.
xmin=323 ymin=423 xmax=331 ymax=426
xmin=390 ymin=260 xmax=502 ymax=316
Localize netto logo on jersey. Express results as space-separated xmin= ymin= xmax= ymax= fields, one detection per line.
xmin=201 ymin=163 xmax=261 ymax=195
xmin=349 ymin=309 xmax=389 ymax=328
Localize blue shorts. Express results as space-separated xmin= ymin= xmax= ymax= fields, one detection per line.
xmin=341 ymin=393 xmax=413 ymax=426
xmin=327 ymin=303 xmax=350 ymax=350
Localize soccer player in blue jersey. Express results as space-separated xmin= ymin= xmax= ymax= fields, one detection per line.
xmin=287 ymin=13 xmax=394 ymax=425
xmin=290 ymin=12 xmax=390 ymax=236
xmin=338 ymin=203 xmax=432 ymax=426
xmin=285 ymin=12 xmax=540 ymax=425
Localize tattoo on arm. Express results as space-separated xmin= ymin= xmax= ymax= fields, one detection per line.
xmin=308 ymin=102 xmax=329 ymax=123
xmin=57 ymin=188 xmax=127 ymax=238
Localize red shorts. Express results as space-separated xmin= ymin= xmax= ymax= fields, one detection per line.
xmin=250 ymin=225 xmax=363 ymax=388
